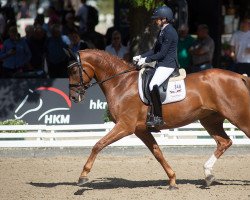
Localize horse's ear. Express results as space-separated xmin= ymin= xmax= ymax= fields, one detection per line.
xmin=63 ymin=48 xmax=78 ymax=62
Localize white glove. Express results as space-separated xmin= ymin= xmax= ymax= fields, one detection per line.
xmin=138 ymin=57 xmax=147 ymax=66
xmin=133 ymin=55 xmax=141 ymax=62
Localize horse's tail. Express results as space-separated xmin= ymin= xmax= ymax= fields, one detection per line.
xmin=241 ymin=74 xmax=250 ymax=94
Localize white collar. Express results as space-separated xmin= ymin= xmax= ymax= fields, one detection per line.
xmin=161 ymin=23 xmax=169 ymax=31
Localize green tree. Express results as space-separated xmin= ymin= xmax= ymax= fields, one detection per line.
xmin=124 ymin=0 xmax=164 ymax=11
xmin=121 ymin=0 xmax=164 ymax=59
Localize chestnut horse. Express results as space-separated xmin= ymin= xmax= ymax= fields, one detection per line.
xmin=68 ymin=49 xmax=250 ymax=189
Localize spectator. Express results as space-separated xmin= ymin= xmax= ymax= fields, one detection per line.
xmin=26 ymin=25 xmax=47 ymax=77
xmin=0 ymin=7 xmax=6 ymax=39
xmin=0 ymin=26 xmax=31 ymax=78
xmin=230 ymin=18 xmax=250 ymax=76
xmin=17 ymin=0 xmax=30 ymax=19
xmin=81 ymin=24 xmax=106 ymax=50
xmin=68 ymin=30 xmax=88 ymax=56
xmin=24 ymin=25 xmax=34 ymax=41
xmin=189 ymin=24 xmax=214 ymax=73
xmin=105 ymin=26 xmax=116 ymax=46
xmin=221 ymin=42 xmax=235 ymax=72
xmin=44 ymin=6 xmax=61 ymax=37
xmin=62 ymin=12 xmax=79 ymax=36
xmin=177 ymin=24 xmax=195 ymax=74
xmin=45 ymin=24 xmax=69 ymax=78
xmin=47 ymin=6 xmax=61 ymax=27
xmin=75 ymin=0 xmax=88 ymax=35
xmin=2 ymin=6 xmax=16 ymax=40
xmin=105 ymin=30 xmax=129 ymax=60
xmin=34 ymin=13 xmax=45 ymax=27
xmin=81 ymin=7 xmax=105 ymax=50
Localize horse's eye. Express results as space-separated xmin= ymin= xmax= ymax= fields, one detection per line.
xmin=68 ymin=67 xmax=78 ymax=75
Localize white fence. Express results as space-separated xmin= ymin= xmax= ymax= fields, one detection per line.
xmin=0 ymin=123 xmax=249 ymax=148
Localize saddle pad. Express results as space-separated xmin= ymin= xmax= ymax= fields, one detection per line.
xmin=138 ymin=69 xmax=186 ymax=104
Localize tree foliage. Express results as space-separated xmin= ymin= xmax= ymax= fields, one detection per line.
xmin=96 ymin=0 xmax=114 ymax=15
xmin=121 ymin=0 xmax=164 ymax=11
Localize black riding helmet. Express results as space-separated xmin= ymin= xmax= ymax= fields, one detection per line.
xmin=151 ymin=5 xmax=173 ymax=21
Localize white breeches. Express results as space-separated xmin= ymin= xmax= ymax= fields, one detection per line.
xmin=149 ymin=67 xmax=175 ymax=91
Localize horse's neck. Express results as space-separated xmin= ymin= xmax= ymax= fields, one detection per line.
xmin=93 ymin=57 xmax=135 ymax=98
xmin=93 ymin=55 xmax=131 ymax=88
xmin=83 ymin=50 xmax=136 ymax=99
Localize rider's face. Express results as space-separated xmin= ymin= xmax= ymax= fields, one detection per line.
xmin=155 ymin=18 xmax=162 ymax=27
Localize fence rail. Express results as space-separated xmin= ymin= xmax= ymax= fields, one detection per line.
xmin=0 ymin=123 xmax=249 ymax=148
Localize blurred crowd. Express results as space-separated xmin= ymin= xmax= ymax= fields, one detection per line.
xmin=0 ymin=0 xmax=129 ymax=78
xmin=177 ymin=17 xmax=250 ymax=76
xmin=0 ymin=0 xmax=249 ymax=79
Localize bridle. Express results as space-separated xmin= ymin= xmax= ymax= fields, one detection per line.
xmin=68 ymin=61 xmax=137 ymax=95
xmin=68 ymin=61 xmax=92 ymax=93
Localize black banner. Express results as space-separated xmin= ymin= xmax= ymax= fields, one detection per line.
xmin=0 ymin=79 xmax=107 ymax=124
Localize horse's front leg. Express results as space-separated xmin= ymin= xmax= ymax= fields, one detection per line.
xmin=78 ymin=122 xmax=133 ymax=186
xmin=135 ymin=129 xmax=178 ymax=190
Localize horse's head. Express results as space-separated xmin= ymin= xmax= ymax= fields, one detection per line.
xmin=68 ymin=61 xmax=95 ymax=103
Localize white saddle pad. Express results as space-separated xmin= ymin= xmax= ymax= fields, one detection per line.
xmin=138 ymin=68 xmax=187 ymax=104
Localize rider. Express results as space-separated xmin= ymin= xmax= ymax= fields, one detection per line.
xmin=133 ymin=5 xmax=179 ymax=127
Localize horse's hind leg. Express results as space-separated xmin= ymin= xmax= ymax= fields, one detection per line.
xmin=200 ymin=113 xmax=232 ymax=186
xmin=135 ymin=130 xmax=178 ymax=190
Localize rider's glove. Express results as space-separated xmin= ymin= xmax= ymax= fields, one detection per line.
xmin=133 ymin=55 xmax=141 ymax=63
xmin=138 ymin=57 xmax=147 ymax=66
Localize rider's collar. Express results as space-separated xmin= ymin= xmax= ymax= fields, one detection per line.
xmin=161 ymin=23 xmax=169 ymax=31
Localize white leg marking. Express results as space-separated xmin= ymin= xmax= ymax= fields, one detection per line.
xmin=204 ymin=154 xmax=217 ymax=177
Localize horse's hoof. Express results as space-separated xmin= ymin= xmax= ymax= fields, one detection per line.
xmin=205 ymin=175 xmax=216 ymax=187
xmin=77 ymin=177 xmax=89 ymax=186
xmin=167 ymin=185 xmax=179 ymax=190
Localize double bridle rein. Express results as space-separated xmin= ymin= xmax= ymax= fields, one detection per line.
xmin=68 ymin=61 xmax=136 ymax=93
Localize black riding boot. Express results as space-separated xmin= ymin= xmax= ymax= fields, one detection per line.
xmin=147 ymin=85 xmax=165 ymax=127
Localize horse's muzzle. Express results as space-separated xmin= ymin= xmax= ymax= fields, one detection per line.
xmin=69 ymin=93 xmax=85 ymax=103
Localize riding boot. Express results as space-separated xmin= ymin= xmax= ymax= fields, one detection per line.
xmin=146 ymin=85 xmax=165 ymax=127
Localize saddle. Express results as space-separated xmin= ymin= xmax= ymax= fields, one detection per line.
xmin=138 ymin=65 xmax=187 ymax=105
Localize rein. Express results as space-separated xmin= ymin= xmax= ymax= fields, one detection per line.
xmin=89 ymin=67 xmax=137 ymax=88
xmin=69 ymin=61 xmax=137 ymax=90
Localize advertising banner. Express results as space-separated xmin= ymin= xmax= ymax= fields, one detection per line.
xmin=0 ymin=79 xmax=107 ymax=124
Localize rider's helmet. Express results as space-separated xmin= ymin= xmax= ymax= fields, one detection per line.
xmin=151 ymin=5 xmax=174 ymax=21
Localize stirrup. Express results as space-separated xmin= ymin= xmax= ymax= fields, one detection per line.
xmin=146 ymin=116 xmax=165 ymax=127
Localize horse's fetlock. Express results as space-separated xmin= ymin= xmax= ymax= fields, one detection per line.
xmin=168 ymin=172 xmax=177 ymax=185
xmin=83 ymin=164 xmax=91 ymax=173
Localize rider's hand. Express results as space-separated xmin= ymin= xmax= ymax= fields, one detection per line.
xmin=138 ymin=57 xmax=147 ymax=66
xmin=133 ymin=55 xmax=141 ymax=63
